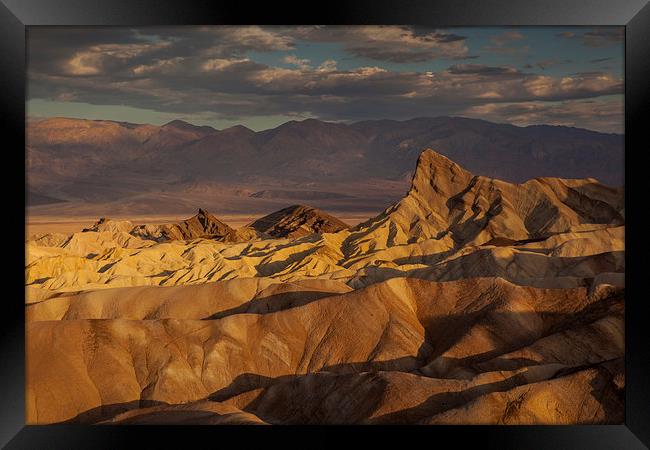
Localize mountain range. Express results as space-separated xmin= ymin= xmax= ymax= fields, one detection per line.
xmin=27 ymin=116 xmax=624 ymax=217
xmin=26 ymin=149 xmax=624 ymax=424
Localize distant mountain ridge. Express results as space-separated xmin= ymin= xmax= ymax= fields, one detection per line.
xmin=27 ymin=116 xmax=624 ymax=216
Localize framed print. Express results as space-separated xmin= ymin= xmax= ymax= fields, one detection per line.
xmin=2 ymin=0 xmax=649 ymax=447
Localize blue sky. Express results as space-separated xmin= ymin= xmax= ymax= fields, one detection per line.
xmin=27 ymin=26 xmax=624 ymax=132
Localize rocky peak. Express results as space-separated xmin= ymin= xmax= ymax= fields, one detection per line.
xmin=82 ymin=217 xmax=134 ymax=233
xmin=249 ymin=204 xmax=349 ymax=239
xmin=408 ymin=149 xmax=473 ymax=200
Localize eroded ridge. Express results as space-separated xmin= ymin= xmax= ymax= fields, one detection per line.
xmin=25 ymin=149 xmax=625 ymax=425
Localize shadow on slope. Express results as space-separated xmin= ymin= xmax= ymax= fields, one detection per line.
xmin=46 ymin=289 xmax=623 ymax=425
xmin=204 ymin=289 xmax=346 ymax=320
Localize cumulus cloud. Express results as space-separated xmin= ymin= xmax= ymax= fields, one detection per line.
xmin=28 ymin=26 xmax=294 ymax=77
xmin=29 ymin=55 xmax=621 ymax=122
xmin=201 ymin=58 xmax=251 ymax=72
xmin=26 ymin=26 xmax=623 ymax=133
xmin=317 ymin=60 xmax=338 ymax=72
xmin=283 ymin=55 xmax=311 ymax=70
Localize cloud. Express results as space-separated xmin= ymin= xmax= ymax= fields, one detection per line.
xmin=582 ymin=28 xmax=624 ymax=47
xmin=29 ymin=54 xmax=621 ymax=123
xmin=556 ymin=31 xmax=575 ymax=39
xmin=26 ymin=26 xmax=623 ymax=133
xmin=219 ymin=26 xmax=294 ymax=52
xmin=482 ymin=31 xmax=528 ymax=57
xmin=293 ymin=26 xmax=469 ymax=62
xmin=556 ymin=27 xmax=624 ymax=47
xmin=534 ymin=59 xmax=573 ymax=70
xmin=462 ymin=98 xmax=623 ymax=133
xmin=27 ymin=26 xmax=295 ymax=78
xmin=447 ymin=64 xmax=520 ymax=76
xmin=132 ymin=57 xmax=186 ymax=75
xmin=317 ymin=60 xmax=338 ymax=72
xmin=283 ymin=55 xmax=311 ymax=70
xmin=201 ymin=58 xmax=252 ymax=72
xmin=589 ymin=57 xmax=614 ymax=64
xmin=63 ymin=41 xmax=173 ymax=76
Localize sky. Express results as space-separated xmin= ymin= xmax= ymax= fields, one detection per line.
xmin=27 ymin=26 xmax=624 ymax=133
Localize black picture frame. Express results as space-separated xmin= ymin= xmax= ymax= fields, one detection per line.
xmin=3 ymin=0 xmax=649 ymax=448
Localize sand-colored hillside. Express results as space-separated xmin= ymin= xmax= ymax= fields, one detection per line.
xmin=27 ymin=276 xmax=623 ymax=424
xmin=25 ymin=149 xmax=625 ymax=425
xmin=26 ymin=150 xmax=624 ymax=294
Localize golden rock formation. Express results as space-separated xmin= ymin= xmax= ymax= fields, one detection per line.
xmin=25 ymin=149 xmax=625 ymax=425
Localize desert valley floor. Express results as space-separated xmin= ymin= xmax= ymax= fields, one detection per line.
xmin=25 ymin=149 xmax=625 ymax=425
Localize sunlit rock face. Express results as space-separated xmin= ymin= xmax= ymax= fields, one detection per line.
xmin=25 ymin=149 xmax=625 ymax=425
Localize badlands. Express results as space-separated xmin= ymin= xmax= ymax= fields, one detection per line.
xmin=25 ymin=149 xmax=625 ymax=425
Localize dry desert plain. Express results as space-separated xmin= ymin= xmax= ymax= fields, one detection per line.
xmin=25 ymin=149 xmax=625 ymax=425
